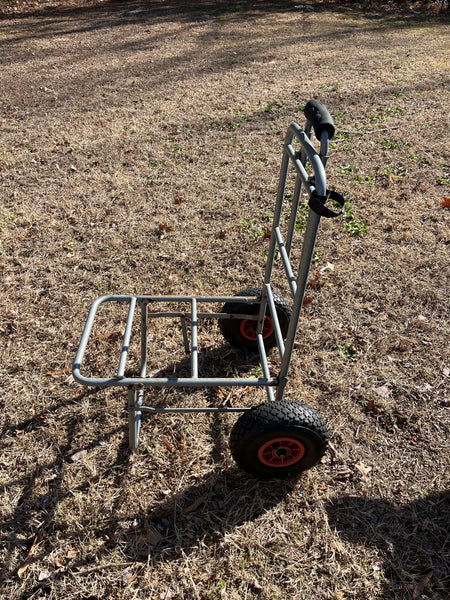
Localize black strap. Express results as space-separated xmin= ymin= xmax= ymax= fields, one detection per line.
xmin=308 ymin=189 xmax=345 ymax=218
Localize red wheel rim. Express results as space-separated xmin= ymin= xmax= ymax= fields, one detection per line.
xmin=240 ymin=316 xmax=274 ymax=342
xmin=257 ymin=437 xmax=306 ymax=467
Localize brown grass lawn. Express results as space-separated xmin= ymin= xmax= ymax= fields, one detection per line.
xmin=0 ymin=1 xmax=449 ymax=598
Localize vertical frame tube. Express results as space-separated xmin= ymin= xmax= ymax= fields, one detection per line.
xmin=140 ymin=301 xmax=148 ymax=378
xmin=117 ymin=297 xmax=137 ymax=379
xmin=191 ymin=298 xmax=198 ymax=379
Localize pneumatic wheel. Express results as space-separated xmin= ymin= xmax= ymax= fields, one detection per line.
xmin=229 ymin=401 xmax=328 ymax=478
xmin=220 ymin=288 xmax=291 ymax=351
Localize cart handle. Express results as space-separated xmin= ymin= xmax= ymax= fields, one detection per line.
xmin=304 ymin=100 xmax=335 ymax=140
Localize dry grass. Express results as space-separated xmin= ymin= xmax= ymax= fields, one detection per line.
xmin=1 ymin=1 xmax=449 ymax=598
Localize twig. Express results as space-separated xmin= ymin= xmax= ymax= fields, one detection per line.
xmin=73 ymin=561 xmax=134 ymax=576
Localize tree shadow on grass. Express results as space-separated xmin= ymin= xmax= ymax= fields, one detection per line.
xmin=0 ymin=388 xmax=132 ymax=589
xmin=325 ymin=491 xmax=450 ymax=599
xmin=0 ymin=338 xmax=292 ymax=595
xmin=2 ymin=0 xmax=448 ymax=21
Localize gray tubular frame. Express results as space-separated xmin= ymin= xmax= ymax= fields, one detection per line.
xmin=72 ymin=120 xmax=330 ymax=449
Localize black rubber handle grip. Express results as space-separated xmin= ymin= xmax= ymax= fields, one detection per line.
xmin=304 ymin=100 xmax=335 ymax=140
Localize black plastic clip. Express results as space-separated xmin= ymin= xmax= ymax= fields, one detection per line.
xmin=308 ymin=189 xmax=345 ymax=218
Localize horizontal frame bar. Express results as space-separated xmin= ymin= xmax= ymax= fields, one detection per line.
xmin=72 ymin=373 xmax=278 ymax=388
xmin=130 ymin=405 xmax=251 ymax=414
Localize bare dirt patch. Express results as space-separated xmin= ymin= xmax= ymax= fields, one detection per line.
xmin=1 ymin=1 xmax=449 ymax=599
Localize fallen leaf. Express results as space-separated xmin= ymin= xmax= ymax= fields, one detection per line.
xmin=183 ymin=495 xmax=207 ymax=514
xmin=366 ymin=399 xmax=382 ymax=414
xmin=18 ymin=563 xmax=29 ymax=577
xmin=147 ymin=526 xmax=164 ymax=547
xmin=46 ymin=368 xmax=71 ymax=376
xmin=38 ymin=569 xmax=52 ymax=581
xmin=413 ymin=569 xmax=435 ymax=598
xmin=441 ymin=197 xmax=450 ymax=207
xmin=54 ymin=556 xmax=65 ymax=568
xmin=309 ymin=273 xmax=322 ymax=287
xmin=355 ymin=462 xmax=372 ymax=483
xmin=320 ymin=262 xmax=334 ymax=273
xmin=160 ymin=436 xmax=175 ymax=453
xmin=87 ymin=330 xmax=122 ymax=347
xmin=122 ymin=568 xmax=137 ymax=586
xmin=18 ymin=534 xmax=41 ymax=576
xmin=375 ymin=384 xmax=390 ymax=398
xmin=303 ymin=296 xmax=313 ymax=305
xmin=67 ymin=548 xmax=78 ymax=559
xmin=136 ymin=533 xmax=148 ymax=549
xmin=158 ymin=223 xmax=173 ymax=232
xmin=69 ymin=450 xmax=86 ymax=462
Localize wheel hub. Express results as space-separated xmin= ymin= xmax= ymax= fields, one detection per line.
xmin=240 ymin=316 xmax=274 ymax=342
xmin=257 ymin=436 xmax=306 ymax=467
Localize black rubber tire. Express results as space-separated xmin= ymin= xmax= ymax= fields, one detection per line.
xmin=230 ymin=401 xmax=328 ymax=478
xmin=220 ymin=287 xmax=291 ymax=351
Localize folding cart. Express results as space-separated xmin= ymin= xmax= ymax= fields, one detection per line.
xmin=73 ymin=100 xmax=344 ymax=478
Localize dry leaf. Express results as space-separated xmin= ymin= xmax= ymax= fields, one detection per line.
xmin=355 ymin=462 xmax=372 ymax=483
xmin=303 ymin=296 xmax=313 ymax=305
xmin=122 ymin=568 xmax=137 ymax=586
xmin=160 ymin=436 xmax=175 ymax=453
xmin=366 ymin=399 xmax=382 ymax=414
xmin=54 ymin=556 xmax=65 ymax=568
xmin=69 ymin=450 xmax=86 ymax=462
xmin=158 ymin=223 xmax=173 ymax=232
xmin=183 ymin=495 xmax=207 ymax=514
xmin=136 ymin=533 xmax=148 ymax=549
xmin=38 ymin=569 xmax=52 ymax=581
xmin=147 ymin=526 xmax=164 ymax=547
xmin=413 ymin=569 xmax=435 ymax=598
xmin=441 ymin=197 xmax=450 ymax=207
xmin=18 ymin=563 xmax=29 ymax=577
xmin=67 ymin=548 xmax=78 ymax=559
xmin=320 ymin=262 xmax=334 ymax=273
xmin=87 ymin=331 xmax=122 ymax=348
xmin=46 ymin=368 xmax=71 ymax=376
xmin=18 ymin=534 xmax=41 ymax=576
xmin=309 ymin=273 xmax=322 ymax=287
xmin=375 ymin=384 xmax=390 ymax=398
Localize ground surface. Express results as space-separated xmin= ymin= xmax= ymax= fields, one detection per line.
xmin=0 ymin=1 xmax=449 ymax=599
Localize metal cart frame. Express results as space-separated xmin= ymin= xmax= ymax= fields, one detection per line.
xmin=73 ymin=100 xmax=343 ymax=465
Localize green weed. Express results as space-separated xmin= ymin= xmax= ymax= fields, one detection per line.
xmin=355 ymin=174 xmax=374 ymax=185
xmin=312 ymin=250 xmax=323 ymax=263
xmin=342 ymin=201 xmax=368 ymax=237
xmin=339 ymin=342 xmax=358 ymax=360
xmin=339 ymin=164 xmax=358 ymax=175
xmin=384 ymin=164 xmax=408 ymax=178
xmin=0 ymin=207 xmax=16 ymax=229
xmin=241 ymin=218 xmax=267 ymax=241
xmin=343 ymin=219 xmax=368 ymax=236
xmin=294 ymin=202 xmax=309 ymax=232
xmin=378 ymin=140 xmax=398 ymax=149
